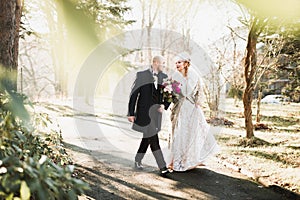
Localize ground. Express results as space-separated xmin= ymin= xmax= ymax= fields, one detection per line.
xmin=34 ymin=98 xmax=300 ymax=199
xmin=214 ymin=99 xmax=300 ymax=194
xmin=66 ymin=143 xmax=291 ymax=200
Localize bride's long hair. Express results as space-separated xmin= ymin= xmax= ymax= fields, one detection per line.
xmin=176 ymin=52 xmax=191 ymax=77
xmin=183 ymin=60 xmax=191 ymax=77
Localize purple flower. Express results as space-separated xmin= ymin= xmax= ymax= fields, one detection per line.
xmin=174 ymin=86 xmax=181 ymax=94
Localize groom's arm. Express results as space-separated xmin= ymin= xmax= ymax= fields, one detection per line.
xmin=128 ymin=72 xmax=141 ymax=118
xmin=158 ymin=102 xmax=170 ymax=113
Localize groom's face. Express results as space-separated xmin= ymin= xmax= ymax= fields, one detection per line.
xmin=155 ymin=59 xmax=166 ymax=72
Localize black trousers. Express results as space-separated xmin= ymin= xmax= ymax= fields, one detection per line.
xmin=135 ymin=134 xmax=166 ymax=169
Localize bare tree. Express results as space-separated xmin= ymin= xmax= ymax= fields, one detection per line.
xmin=226 ymin=26 xmax=246 ymax=105
xmin=19 ymin=36 xmax=56 ymax=100
xmin=204 ymin=37 xmax=228 ymax=118
xmin=206 ymin=24 xmax=246 ymax=118
xmin=138 ymin=0 xmax=161 ymax=63
xmin=135 ymin=0 xmax=202 ymax=65
xmin=235 ymin=0 xmax=300 ymax=138
xmin=242 ymin=17 xmax=267 ymax=138
xmin=202 ymin=63 xmax=225 ymax=118
xmin=44 ymin=1 xmax=68 ymax=98
xmin=254 ymin=32 xmax=285 ymax=123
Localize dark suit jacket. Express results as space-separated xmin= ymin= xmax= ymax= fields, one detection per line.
xmin=128 ymin=69 xmax=170 ymax=134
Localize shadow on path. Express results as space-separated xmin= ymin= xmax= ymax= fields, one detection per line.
xmin=76 ymin=164 xmax=187 ymax=200
xmin=64 ymin=142 xmax=299 ymax=200
xmin=168 ymin=169 xmax=298 ymax=200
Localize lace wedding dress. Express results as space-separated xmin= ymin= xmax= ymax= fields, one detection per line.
xmin=170 ymin=69 xmax=219 ymax=171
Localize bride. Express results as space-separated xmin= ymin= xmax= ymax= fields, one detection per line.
xmin=168 ymin=53 xmax=219 ymax=172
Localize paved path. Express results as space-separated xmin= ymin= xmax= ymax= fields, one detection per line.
xmin=56 ymin=112 xmax=290 ymax=200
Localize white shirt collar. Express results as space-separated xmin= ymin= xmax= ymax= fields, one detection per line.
xmin=150 ymin=66 xmax=159 ymax=75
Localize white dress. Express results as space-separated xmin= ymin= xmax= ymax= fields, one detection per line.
xmin=170 ymin=69 xmax=219 ymax=171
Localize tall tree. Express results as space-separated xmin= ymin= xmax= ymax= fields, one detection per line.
xmin=236 ymin=0 xmax=300 ymax=138
xmin=19 ymin=0 xmax=134 ymax=99
xmin=0 ymin=0 xmax=23 ymax=91
xmin=136 ymin=0 xmax=200 ymax=64
xmin=243 ymin=17 xmax=266 ymax=138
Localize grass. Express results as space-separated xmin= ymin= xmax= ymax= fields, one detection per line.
xmin=216 ymin=135 xmax=280 ymax=147
xmin=260 ymin=115 xmax=300 ymax=127
xmin=241 ymin=150 xmax=299 ymax=167
xmin=237 ymin=137 xmax=273 ymax=147
xmin=216 ymin=132 xmax=300 ymax=193
xmin=216 ymin=134 xmax=300 ymax=168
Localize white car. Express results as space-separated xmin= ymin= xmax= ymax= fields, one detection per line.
xmin=261 ymin=95 xmax=287 ymax=104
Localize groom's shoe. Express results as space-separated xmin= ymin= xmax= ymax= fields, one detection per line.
xmin=160 ymin=167 xmax=173 ymax=177
xmin=134 ymin=161 xmax=144 ymax=170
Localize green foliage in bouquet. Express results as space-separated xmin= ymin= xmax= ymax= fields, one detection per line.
xmin=0 ymin=90 xmax=89 ymax=200
xmin=161 ymin=79 xmax=181 ymax=103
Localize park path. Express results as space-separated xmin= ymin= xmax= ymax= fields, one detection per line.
xmin=48 ymin=99 xmax=288 ymax=200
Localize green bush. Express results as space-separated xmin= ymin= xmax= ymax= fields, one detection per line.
xmin=227 ymin=87 xmax=243 ymax=100
xmin=0 ymin=90 xmax=89 ymax=199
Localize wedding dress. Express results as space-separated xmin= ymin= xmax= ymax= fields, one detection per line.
xmin=170 ymin=69 xmax=219 ymax=171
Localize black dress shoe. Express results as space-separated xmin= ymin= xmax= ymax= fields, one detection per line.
xmin=134 ymin=161 xmax=144 ymax=170
xmin=160 ymin=167 xmax=173 ymax=177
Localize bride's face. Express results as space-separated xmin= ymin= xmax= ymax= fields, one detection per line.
xmin=176 ymin=60 xmax=185 ymax=72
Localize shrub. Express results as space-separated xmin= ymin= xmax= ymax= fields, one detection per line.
xmin=228 ymin=87 xmax=243 ymax=100
xmin=0 ymin=90 xmax=89 ymax=199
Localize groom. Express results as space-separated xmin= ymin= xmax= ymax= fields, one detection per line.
xmin=128 ymin=55 xmax=172 ymax=176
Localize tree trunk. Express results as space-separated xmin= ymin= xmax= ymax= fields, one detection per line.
xmin=147 ymin=25 xmax=152 ymax=63
xmin=243 ymin=85 xmax=254 ymax=138
xmin=49 ymin=1 xmax=67 ymax=99
xmin=256 ymin=88 xmax=262 ymax=123
xmin=243 ymin=20 xmax=259 ymax=138
xmin=0 ymin=0 xmax=22 ymax=91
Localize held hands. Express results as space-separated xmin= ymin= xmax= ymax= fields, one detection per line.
xmin=128 ymin=116 xmax=135 ymax=123
xmin=158 ymin=104 xmax=165 ymax=113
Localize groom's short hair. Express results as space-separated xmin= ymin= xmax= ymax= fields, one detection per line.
xmin=152 ymin=55 xmax=165 ymax=63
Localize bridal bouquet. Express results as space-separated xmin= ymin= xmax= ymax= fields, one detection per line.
xmin=161 ymin=79 xmax=181 ymax=103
